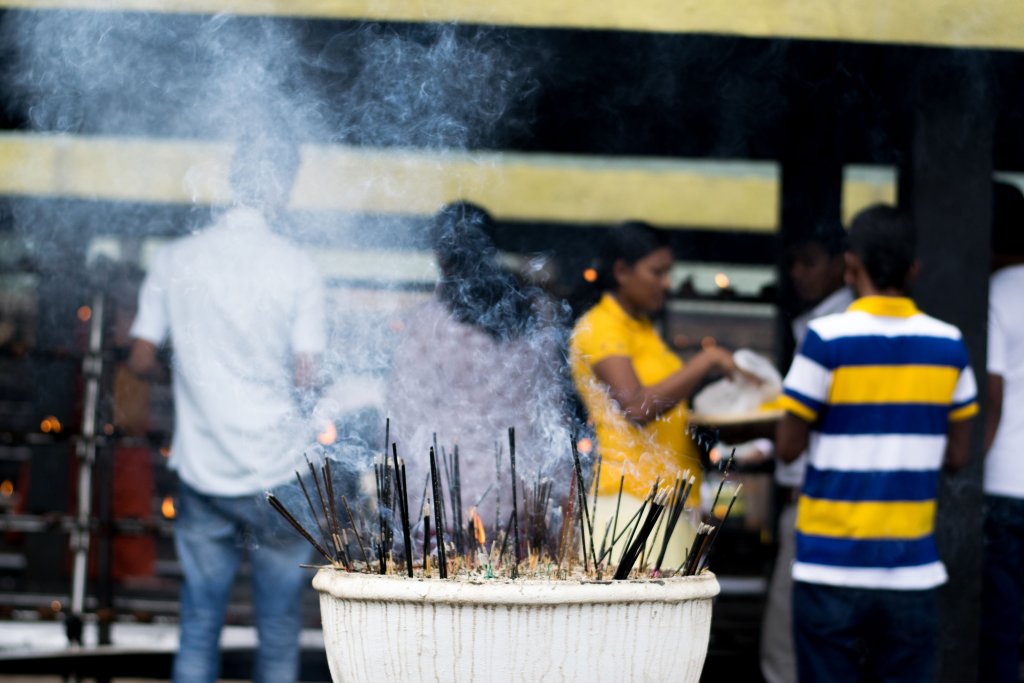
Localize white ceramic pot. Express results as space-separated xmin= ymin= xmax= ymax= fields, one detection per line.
xmin=313 ymin=568 xmax=719 ymax=683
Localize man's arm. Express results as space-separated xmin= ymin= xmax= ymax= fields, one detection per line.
xmin=776 ymin=412 xmax=811 ymax=464
xmin=127 ymin=338 xmax=161 ymax=380
xmin=945 ymin=417 xmax=973 ymax=472
xmin=984 ymin=372 xmax=1004 ymax=453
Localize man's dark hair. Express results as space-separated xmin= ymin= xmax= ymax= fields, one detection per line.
xmin=847 ymin=204 xmax=916 ymax=292
xmin=993 ymin=181 xmax=1024 ymax=258
xmin=597 ymin=221 xmax=672 ymax=291
xmin=229 ymin=136 xmax=301 ymax=209
xmin=789 ymin=220 xmax=847 ymax=258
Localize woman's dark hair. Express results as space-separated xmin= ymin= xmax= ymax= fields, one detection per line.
xmin=597 ymin=221 xmax=672 ymax=291
xmin=847 ymin=204 xmax=916 ymax=291
xmin=431 ymin=201 xmax=534 ymax=341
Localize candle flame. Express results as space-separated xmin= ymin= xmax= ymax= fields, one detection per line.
xmin=576 ymin=437 xmax=593 ymax=455
xmin=40 ymin=416 xmax=62 ymax=434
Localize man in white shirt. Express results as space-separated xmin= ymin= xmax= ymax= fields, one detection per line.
xmin=760 ymin=224 xmax=853 ymax=683
xmin=980 ymin=181 xmax=1024 ymax=683
xmin=129 ymin=139 xmax=326 ymax=683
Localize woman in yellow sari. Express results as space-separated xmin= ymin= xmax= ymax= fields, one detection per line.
xmin=570 ymin=222 xmax=740 ymax=568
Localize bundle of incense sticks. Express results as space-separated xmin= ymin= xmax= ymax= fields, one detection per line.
xmin=266 ymin=422 xmax=741 ymax=581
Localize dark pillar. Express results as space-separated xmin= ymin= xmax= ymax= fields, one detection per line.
xmin=902 ymin=52 xmax=993 ymax=683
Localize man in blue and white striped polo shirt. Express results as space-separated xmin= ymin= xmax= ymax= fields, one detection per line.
xmin=776 ymin=205 xmax=978 ymax=683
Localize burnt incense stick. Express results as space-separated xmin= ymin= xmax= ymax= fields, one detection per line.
xmin=614 ymin=490 xmax=667 ymax=580
xmin=596 ymin=496 xmax=650 ymax=565
xmin=590 ymin=452 xmax=602 ymax=544
xmin=392 ymin=444 xmax=414 ymax=577
xmin=655 ymin=475 xmax=693 ymax=573
xmin=423 ymin=502 xmax=433 ymax=577
xmin=508 ymin=427 xmax=521 ymax=578
xmin=341 ymin=495 xmax=369 ymax=565
xmin=295 ymin=470 xmax=332 ymax=554
xmin=454 ymin=444 xmax=464 ymax=556
xmin=322 ymin=459 xmax=350 ymax=569
xmin=570 ymin=436 xmax=598 ymax=568
xmin=494 ymin=441 xmax=503 ymax=537
xmin=308 ymin=455 xmax=344 ymax=565
xmin=267 ymin=493 xmax=334 ymax=563
xmin=610 ymin=474 xmax=625 ymax=549
xmin=696 ymin=483 xmax=742 ymax=574
xmin=497 ymin=510 xmax=516 ymax=567
xmin=429 ymin=447 xmax=447 ymax=578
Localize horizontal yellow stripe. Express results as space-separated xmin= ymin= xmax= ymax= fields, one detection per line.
xmin=950 ymin=402 xmax=979 ymax=421
xmin=829 ymin=365 xmax=959 ymax=405
xmin=778 ymin=394 xmax=817 ymax=422
xmin=797 ymin=497 xmax=935 ymax=540
xmin=3 ymin=0 xmax=1024 ymax=52
xmin=0 ymin=132 xmax=784 ymax=230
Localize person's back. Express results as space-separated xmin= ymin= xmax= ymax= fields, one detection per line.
xmin=776 ymin=204 xmax=977 ymax=683
xmin=979 ymin=182 xmax=1024 ymax=682
xmin=984 ymin=263 xmax=1024 ymax=497
xmin=787 ymin=300 xmax=973 ymax=585
xmin=143 ymin=207 xmax=322 ymax=493
xmin=129 ymin=137 xmax=325 ymax=683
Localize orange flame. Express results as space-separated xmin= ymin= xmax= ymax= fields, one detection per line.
xmin=161 ymin=496 xmax=176 ymax=519
xmin=577 ymin=437 xmax=593 ymax=455
xmin=40 ymin=416 xmax=62 ymax=434
xmin=469 ymin=508 xmax=485 ymax=545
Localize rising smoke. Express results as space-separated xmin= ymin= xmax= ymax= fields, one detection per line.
xmin=1 ymin=7 xmax=573 ymax=523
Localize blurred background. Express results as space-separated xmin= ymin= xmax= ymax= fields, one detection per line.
xmin=0 ymin=1 xmax=1021 ymax=681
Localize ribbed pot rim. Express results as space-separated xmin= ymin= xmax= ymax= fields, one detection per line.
xmin=313 ymin=567 xmax=720 ymax=606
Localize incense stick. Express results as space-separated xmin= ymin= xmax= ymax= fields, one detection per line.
xmin=508 ymin=427 xmax=521 ymax=579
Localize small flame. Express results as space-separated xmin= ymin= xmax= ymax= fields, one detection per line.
xmin=317 ymin=422 xmax=338 ymax=446
xmin=50 ymin=600 xmax=62 ymax=613
xmin=469 ymin=508 xmax=485 ymax=545
xmin=159 ymin=447 xmax=171 ymax=458
xmin=577 ymin=437 xmax=593 ymax=455
xmin=40 ymin=416 xmax=62 ymax=434
xmin=582 ymin=267 xmax=598 ymax=283
xmin=162 ymin=496 xmax=176 ymax=519
xmin=76 ymin=306 xmax=92 ymax=323
xmin=0 ymin=480 xmax=13 ymax=497
xmin=714 ymin=272 xmax=730 ymax=289
xmin=709 ymin=447 xmax=721 ymax=464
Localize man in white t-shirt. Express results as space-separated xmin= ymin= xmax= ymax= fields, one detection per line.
xmin=980 ymin=181 xmax=1024 ymax=683
xmin=129 ymin=139 xmax=326 ymax=683
xmin=761 ymin=225 xmax=853 ymax=683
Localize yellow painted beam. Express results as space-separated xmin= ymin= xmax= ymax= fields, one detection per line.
xmin=0 ymin=132 xmax=782 ymax=231
xmin=2 ymin=0 xmax=1024 ymax=51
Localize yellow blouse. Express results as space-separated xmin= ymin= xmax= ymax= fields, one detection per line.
xmin=570 ymin=293 xmax=701 ymax=501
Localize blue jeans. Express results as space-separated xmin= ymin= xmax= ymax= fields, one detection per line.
xmin=793 ymin=581 xmax=936 ymax=683
xmin=172 ymin=481 xmax=312 ymax=683
xmin=980 ymin=494 xmax=1024 ymax=683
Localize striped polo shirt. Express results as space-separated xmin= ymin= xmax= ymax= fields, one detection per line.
xmin=779 ymin=296 xmax=978 ymax=590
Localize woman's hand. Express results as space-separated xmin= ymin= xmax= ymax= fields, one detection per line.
xmin=698 ymin=346 xmax=763 ymax=386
